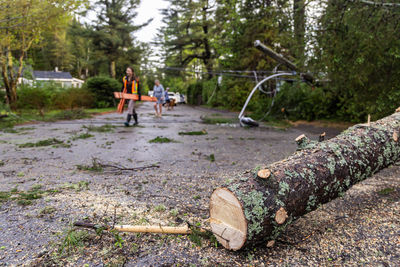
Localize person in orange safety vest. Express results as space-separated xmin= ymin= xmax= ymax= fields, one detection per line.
xmin=122 ymin=67 xmax=141 ymax=126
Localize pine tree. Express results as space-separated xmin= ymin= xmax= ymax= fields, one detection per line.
xmin=90 ymin=0 xmax=151 ymax=78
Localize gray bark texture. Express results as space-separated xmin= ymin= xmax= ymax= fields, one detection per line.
xmin=211 ymin=110 xmax=400 ymax=249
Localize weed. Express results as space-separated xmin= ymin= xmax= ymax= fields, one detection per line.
xmin=2 ymin=127 xmax=18 ymax=133
xmin=148 ymin=136 xmax=176 ymax=143
xmin=208 ymin=154 xmax=215 ymax=162
xmin=77 ymin=163 xmax=103 ymax=172
xmin=59 ymin=229 xmax=90 ymax=254
xmin=17 ymin=199 xmax=32 ymax=206
xmin=201 ymin=116 xmax=236 ymax=124
xmin=19 ymin=192 xmax=42 ymax=200
xmin=10 ymin=187 xmax=18 ymax=193
xmin=17 ymin=172 xmax=25 ymax=177
xmin=76 ymin=158 xmax=103 ymax=172
xmin=110 ymin=229 xmax=124 ymax=248
xmin=62 ymin=181 xmax=90 ymax=191
xmin=30 ymin=184 xmax=42 ymax=191
xmin=169 ymin=209 xmax=179 ymax=217
xmin=83 ymin=124 xmax=115 ymax=133
xmin=188 ymin=225 xmax=218 ymax=248
xmin=0 ymin=192 xmax=11 ymax=202
xmin=193 ymin=195 xmax=201 ymax=200
xmin=71 ymin=133 xmax=94 ymax=141
xmin=39 ymin=206 xmax=56 ymax=216
xmin=18 ymin=138 xmax=66 ymax=148
xmin=138 ymin=217 xmax=149 ymax=224
xmin=154 ymin=204 xmax=166 ymax=212
xmin=178 ymin=130 xmax=207 ymax=135
xmin=378 ymin=187 xmax=395 ymax=196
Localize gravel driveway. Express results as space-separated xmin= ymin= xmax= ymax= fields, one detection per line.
xmin=0 ymin=103 xmax=398 ymax=266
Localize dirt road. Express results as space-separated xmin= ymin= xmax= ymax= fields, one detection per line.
xmin=0 ymin=103 xmax=398 ymax=266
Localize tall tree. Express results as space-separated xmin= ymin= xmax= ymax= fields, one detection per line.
xmin=160 ymin=0 xmax=218 ymax=79
xmin=0 ymin=0 xmax=84 ymax=106
xmin=293 ymin=0 xmax=305 ymax=66
xmin=310 ymin=0 xmax=400 ymax=121
xmin=90 ymin=0 xmax=150 ymax=78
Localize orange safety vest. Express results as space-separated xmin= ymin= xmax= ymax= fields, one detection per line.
xmin=123 ymin=76 xmax=138 ymax=94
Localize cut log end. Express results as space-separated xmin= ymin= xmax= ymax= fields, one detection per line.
xmin=275 ymin=207 xmax=288 ymax=224
xmin=257 ymin=169 xmax=271 ymax=179
xmin=210 ymin=188 xmax=247 ymax=250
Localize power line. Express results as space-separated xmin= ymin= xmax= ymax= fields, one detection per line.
xmin=359 ymin=0 xmax=400 ymax=7
xmin=141 ymin=65 xmax=296 ymax=79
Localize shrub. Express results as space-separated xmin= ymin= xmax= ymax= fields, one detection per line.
xmin=17 ymin=85 xmax=51 ymax=114
xmin=186 ymin=81 xmax=204 ymax=105
xmin=51 ymin=87 xmax=94 ymax=110
xmin=84 ymin=76 xmax=121 ymax=108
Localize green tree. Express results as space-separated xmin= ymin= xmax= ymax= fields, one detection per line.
xmin=310 ymin=0 xmax=400 ymax=121
xmin=0 ymin=0 xmax=85 ymax=107
xmin=159 ymin=0 xmax=219 ymax=79
xmin=90 ymin=0 xmax=151 ymax=78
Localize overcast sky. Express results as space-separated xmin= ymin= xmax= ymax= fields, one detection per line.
xmin=135 ymin=0 xmax=169 ymax=43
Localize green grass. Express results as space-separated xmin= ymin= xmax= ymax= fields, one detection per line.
xmin=208 ymin=154 xmax=215 ymax=162
xmin=201 ymin=116 xmax=237 ymax=124
xmin=179 ymin=130 xmax=207 ymax=135
xmin=83 ymin=124 xmax=116 ymax=133
xmin=0 ymin=184 xmax=61 ymax=206
xmin=18 ymin=138 xmax=68 ymax=148
xmin=0 ymin=192 xmax=11 ymax=202
xmin=85 ymin=107 xmax=115 ymax=114
xmin=59 ymin=229 xmax=90 ymax=254
xmin=261 ymin=118 xmax=292 ymax=130
xmin=0 ymin=108 xmax=115 ymax=131
xmin=71 ymin=133 xmax=94 ymax=141
xmin=61 ymin=181 xmax=90 ymax=191
xmin=76 ymin=163 xmax=103 ymax=172
xmin=378 ymin=187 xmax=395 ymax=196
xmin=153 ymin=204 xmax=166 ymax=212
xmin=148 ymin=136 xmax=176 ymax=143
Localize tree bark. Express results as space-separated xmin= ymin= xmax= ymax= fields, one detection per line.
xmin=293 ymin=0 xmax=306 ymax=67
xmin=210 ymin=110 xmax=400 ymax=250
xmin=110 ymin=60 xmax=116 ymax=79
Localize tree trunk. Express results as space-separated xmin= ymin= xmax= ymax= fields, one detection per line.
xmin=293 ymin=0 xmax=306 ymax=67
xmin=1 ymin=47 xmax=17 ymax=107
xmin=210 ymin=110 xmax=400 ymax=250
xmin=110 ymin=60 xmax=116 ymax=79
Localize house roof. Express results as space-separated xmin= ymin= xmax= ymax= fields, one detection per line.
xmin=33 ymin=71 xmax=73 ymax=80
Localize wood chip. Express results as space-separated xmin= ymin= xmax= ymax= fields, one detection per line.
xmin=275 ymin=207 xmax=288 ymax=224
xmin=257 ymin=169 xmax=271 ymax=179
xmin=266 ymin=240 xmax=275 ymax=247
xmin=295 ymin=134 xmax=306 ymax=142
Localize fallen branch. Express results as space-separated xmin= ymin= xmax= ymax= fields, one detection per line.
xmin=88 ymin=157 xmax=159 ymax=173
xmin=74 ymin=221 xmax=206 ymax=235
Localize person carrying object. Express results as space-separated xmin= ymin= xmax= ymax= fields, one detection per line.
xmin=122 ymin=67 xmax=141 ymax=126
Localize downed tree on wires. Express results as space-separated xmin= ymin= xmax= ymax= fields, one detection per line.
xmin=210 ymin=109 xmax=400 ymax=250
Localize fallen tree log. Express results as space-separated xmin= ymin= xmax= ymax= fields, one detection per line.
xmin=210 ymin=110 xmax=400 ymax=250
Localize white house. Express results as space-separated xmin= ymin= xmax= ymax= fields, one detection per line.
xmin=33 ymin=69 xmax=84 ymax=88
